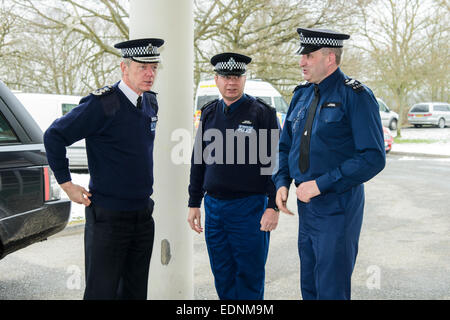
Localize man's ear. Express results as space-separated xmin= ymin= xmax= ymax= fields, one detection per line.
xmin=120 ymin=61 xmax=128 ymax=75
xmin=329 ymin=51 xmax=337 ymax=67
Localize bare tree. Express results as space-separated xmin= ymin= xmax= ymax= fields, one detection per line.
xmin=356 ymin=0 xmax=448 ymax=136
xmin=0 ymin=1 xmax=26 ymax=88
xmin=0 ymin=1 xmax=18 ymax=55
xmin=3 ymin=0 xmax=372 ymax=100
xmin=5 ymin=0 xmax=128 ymax=95
xmin=194 ymin=0 xmax=372 ymax=100
xmin=2 ymin=0 xmax=447 ymax=111
xmin=419 ymin=0 xmax=449 ymax=102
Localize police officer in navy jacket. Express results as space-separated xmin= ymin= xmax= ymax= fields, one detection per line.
xmin=44 ymin=38 xmax=164 ymax=300
xmin=188 ymin=52 xmax=280 ymax=300
xmin=272 ymin=28 xmax=386 ymax=300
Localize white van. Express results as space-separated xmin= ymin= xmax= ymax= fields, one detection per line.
xmin=14 ymin=92 xmax=87 ymax=170
xmin=194 ymin=79 xmax=289 ymax=128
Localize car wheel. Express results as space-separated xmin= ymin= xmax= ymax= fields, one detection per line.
xmin=438 ymin=118 xmax=445 ymax=129
xmin=414 ymin=124 xmax=422 ymax=128
xmin=389 ymin=119 xmax=397 ymax=130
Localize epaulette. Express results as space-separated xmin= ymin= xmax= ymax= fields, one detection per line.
xmin=344 ymin=78 xmax=365 ymax=93
xmin=293 ymin=81 xmax=312 ymax=93
xmin=91 ymin=85 xmax=114 ymax=96
xmin=200 ymin=99 xmax=218 ymax=112
xmin=256 ymin=97 xmax=276 ymax=111
xmin=144 ymin=91 xmax=159 ymax=114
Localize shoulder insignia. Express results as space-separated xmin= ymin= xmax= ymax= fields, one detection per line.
xmin=256 ymin=97 xmax=276 ymax=111
xmin=293 ymin=81 xmax=312 ymax=93
xmin=91 ymin=85 xmax=114 ymax=96
xmin=144 ymin=91 xmax=159 ymax=114
xmin=344 ymin=78 xmax=364 ymax=93
xmin=256 ymin=97 xmax=272 ymax=108
xmin=200 ymin=99 xmax=219 ymax=112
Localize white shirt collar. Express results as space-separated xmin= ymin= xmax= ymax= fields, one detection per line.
xmin=118 ymin=80 xmax=141 ymax=107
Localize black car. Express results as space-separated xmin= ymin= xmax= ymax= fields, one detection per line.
xmin=0 ymin=80 xmax=71 ymax=259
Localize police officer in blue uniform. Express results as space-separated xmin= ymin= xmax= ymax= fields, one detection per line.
xmin=272 ymin=28 xmax=386 ymax=300
xmin=187 ymin=52 xmax=280 ymax=300
xmin=44 ymin=38 xmax=164 ymax=300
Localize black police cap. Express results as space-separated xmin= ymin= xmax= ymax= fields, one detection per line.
xmin=295 ymin=28 xmax=350 ymax=55
xmin=210 ymin=52 xmax=252 ymax=76
xmin=114 ymin=38 xmax=164 ymax=63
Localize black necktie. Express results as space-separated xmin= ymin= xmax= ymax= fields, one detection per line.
xmin=299 ymin=85 xmax=320 ymax=173
xmin=136 ymin=95 xmax=142 ymax=110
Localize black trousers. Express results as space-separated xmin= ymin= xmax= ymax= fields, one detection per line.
xmin=83 ymin=200 xmax=155 ymax=300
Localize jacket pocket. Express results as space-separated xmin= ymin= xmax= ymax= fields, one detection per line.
xmin=319 ymin=107 xmax=345 ymax=123
xmin=307 ymin=192 xmax=344 ymax=216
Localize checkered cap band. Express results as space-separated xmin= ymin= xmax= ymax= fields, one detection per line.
xmin=121 ymin=44 xmax=159 ymax=58
xmin=214 ymin=57 xmax=247 ymax=72
xmin=300 ymin=34 xmax=344 ymax=47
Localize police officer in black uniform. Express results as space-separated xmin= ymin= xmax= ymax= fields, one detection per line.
xmin=44 ymin=38 xmax=164 ymax=300
xmin=273 ymin=28 xmax=386 ymax=299
xmin=188 ymin=52 xmax=280 ymax=300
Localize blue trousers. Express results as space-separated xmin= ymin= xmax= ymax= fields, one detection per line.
xmin=297 ymin=185 xmax=364 ymax=300
xmin=204 ymin=194 xmax=270 ymax=300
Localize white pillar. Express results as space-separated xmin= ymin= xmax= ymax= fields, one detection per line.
xmin=129 ymin=0 xmax=194 ymax=299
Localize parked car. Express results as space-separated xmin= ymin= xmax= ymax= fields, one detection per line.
xmin=378 ymin=98 xmax=399 ymax=130
xmin=0 ymin=81 xmax=71 ymax=260
xmin=14 ymin=92 xmax=87 ymax=170
xmin=407 ymin=102 xmax=450 ymax=128
xmin=383 ymin=126 xmax=393 ymax=153
xmin=194 ymin=79 xmax=288 ymax=129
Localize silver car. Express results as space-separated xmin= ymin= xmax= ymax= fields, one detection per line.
xmin=408 ymin=102 xmax=450 ymax=128
xmin=378 ymin=98 xmax=399 ymax=130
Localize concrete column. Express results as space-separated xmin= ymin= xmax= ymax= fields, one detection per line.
xmin=129 ymin=0 xmax=194 ymax=299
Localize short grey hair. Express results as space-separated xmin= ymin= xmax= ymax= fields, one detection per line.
xmin=322 ymin=47 xmax=343 ymax=66
xmin=122 ymin=58 xmax=132 ymax=66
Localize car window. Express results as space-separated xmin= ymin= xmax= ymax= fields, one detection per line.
xmin=197 ymin=95 xmax=219 ymax=110
xmin=378 ymin=100 xmax=387 ymax=112
xmin=410 ymin=104 xmax=429 ymax=113
xmin=61 ymin=103 xmax=78 ymax=116
xmin=274 ymin=96 xmax=289 ymax=113
xmin=433 ymin=105 xmax=448 ymax=112
xmin=0 ymin=112 xmax=19 ymax=143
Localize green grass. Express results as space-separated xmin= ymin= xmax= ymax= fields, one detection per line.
xmin=394 ymin=137 xmax=439 ymax=144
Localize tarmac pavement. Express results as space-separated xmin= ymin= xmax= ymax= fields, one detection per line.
xmin=2 ymin=127 xmax=448 ymax=300
xmin=50 ymin=149 xmax=450 ymax=300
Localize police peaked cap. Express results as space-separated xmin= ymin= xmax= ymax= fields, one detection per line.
xmin=114 ymin=38 xmax=164 ymax=63
xmin=211 ymin=52 xmax=252 ymax=76
xmin=295 ymin=28 xmax=350 ymax=55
